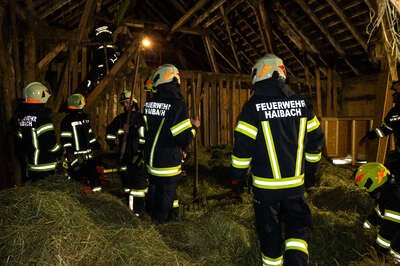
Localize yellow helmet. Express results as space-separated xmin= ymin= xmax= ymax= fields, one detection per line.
xmin=67 ymin=93 xmax=86 ymax=109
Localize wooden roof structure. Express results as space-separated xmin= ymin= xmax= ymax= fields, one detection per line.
xmin=21 ymin=0 xmax=381 ymax=78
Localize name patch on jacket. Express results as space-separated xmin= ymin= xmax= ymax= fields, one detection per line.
xmin=71 ymin=119 xmax=90 ymax=126
xmin=144 ymin=102 xmax=171 ymax=117
xmin=18 ymin=115 xmax=37 ymax=127
xmin=256 ymin=100 xmax=305 ymax=119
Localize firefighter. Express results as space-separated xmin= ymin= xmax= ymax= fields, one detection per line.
xmin=355 ymin=162 xmax=400 ymax=263
xmin=231 ymin=54 xmax=324 ymax=266
xmin=143 ymin=64 xmax=200 ymax=223
xmin=15 ymin=82 xmax=61 ymax=182
xmin=60 ymin=93 xmax=102 ymax=192
xmin=105 ymin=90 xmax=147 ymax=216
xmin=360 ymin=81 xmax=400 ymax=177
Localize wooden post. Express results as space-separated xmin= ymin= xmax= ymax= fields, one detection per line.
xmin=315 ymin=68 xmax=322 ymax=117
xmin=203 ymin=35 xmax=219 ymax=72
xmin=81 ymin=47 xmax=87 ymax=81
xmin=10 ymin=0 xmax=22 ymax=97
xmin=332 ymin=71 xmax=338 ymax=116
xmin=326 ymin=68 xmax=333 ymax=116
xmin=24 ymin=24 xmax=36 ymax=83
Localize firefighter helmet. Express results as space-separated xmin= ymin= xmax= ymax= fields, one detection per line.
xmin=152 ymin=64 xmax=181 ymax=88
xmin=67 ymin=93 xmax=86 ymax=109
xmin=251 ymin=54 xmax=287 ymax=84
xmin=354 ymin=162 xmax=389 ymax=192
xmin=119 ymin=90 xmax=138 ymax=104
xmin=23 ymin=82 xmax=51 ymax=104
xmin=144 ymin=74 xmax=156 ymax=92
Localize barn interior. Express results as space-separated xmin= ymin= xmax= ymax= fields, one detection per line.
xmin=0 ymin=0 xmax=400 ymax=265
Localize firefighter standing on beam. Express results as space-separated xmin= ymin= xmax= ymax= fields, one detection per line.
xmin=105 ymin=90 xmax=147 ymax=216
xmin=15 ymin=82 xmax=61 ymax=183
xmin=231 ymin=54 xmax=324 ymax=266
xmin=143 ymin=64 xmax=200 ymax=223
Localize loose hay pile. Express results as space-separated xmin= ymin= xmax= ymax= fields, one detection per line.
xmin=0 ymin=149 xmax=397 ymax=265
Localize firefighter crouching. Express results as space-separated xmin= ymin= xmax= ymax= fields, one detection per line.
xmin=60 ymin=94 xmax=102 ymax=192
xmin=144 ymin=64 xmax=200 ymax=223
xmin=106 ymin=91 xmax=147 ymax=216
xmin=15 ymin=82 xmax=61 ymax=183
xmin=355 ymin=162 xmax=400 ymax=263
xmin=231 ymin=54 xmax=324 ymax=265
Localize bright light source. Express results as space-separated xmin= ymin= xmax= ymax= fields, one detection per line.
xmin=141 ymin=37 xmax=151 ymax=48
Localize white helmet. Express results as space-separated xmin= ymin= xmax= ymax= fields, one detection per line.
xmin=251 ymin=54 xmax=287 ymax=84
xmin=152 ymin=64 xmax=181 ymax=88
xmin=23 ymin=82 xmax=51 ymax=104
xmin=119 ymin=90 xmax=137 ymax=104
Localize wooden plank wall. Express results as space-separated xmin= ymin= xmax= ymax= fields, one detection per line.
xmin=90 ymin=71 xmax=252 ymax=148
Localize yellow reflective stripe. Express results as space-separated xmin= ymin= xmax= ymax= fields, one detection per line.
xmin=363 ymin=220 xmax=372 ymax=229
xmin=173 ymin=200 xmax=179 ymax=208
xmin=32 ymin=128 xmax=39 ymax=165
xmin=307 ymin=116 xmax=320 ymax=132
xmin=285 ymin=238 xmax=308 ymax=255
xmin=88 ymin=128 xmax=93 ymax=133
xmin=305 ymin=152 xmax=322 ymax=163
xmin=61 ymin=131 xmax=72 ymax=137
xmin=191 ymin=128 xmax=196 ymax=137
xmin=261 ymin=253 xmax=283 ymax=266
xmin=170 ymin=119 xmax=192 ymax=136
xmin=89 ymin=138 xmax=96 ymax=143
xmin=63 ymin=143 xmax=72 ymax=147
xmin=72 ymin=124 xmax=80 ymax=150
xmin=384 ymin=210 xmax=400 ymax=223
xmin=376 ymin=234 xmax=391 ymax=249
xmin=235 ymin=120 xmax=258 ymax=139
xmin=36 ymin=123 xmax=54 ymax=136
xmin=17 ymin=131 xmax=23 ymax=139
xmin=150 ymin=118 xmax=165 ymax=166
xmin=139 ymin=126 xmax=145 ymax=138
xmin=118 ymin=129 xmax=125 ymax=135
xmin=383 ymin=122 xmax=393 ymax=131
xmin=295 ymin=118 xmax=307 ymax=176
xmin=375 ymin=205 xmax=383 ymax=218
xmin=253 ymin=174 xmax=304 ymax=189
xmin=28 ymin=162 xmax=57 ymax=171
xmin=390 ymin=249 xmax=400 ymax=262
xmin=231 ymin=155 xmax=251 ymax=169
xmin=139 ymin=138 xmax=145 ymax=144
xmin=146 ymin=164 xmax=182 ymax=177
xmin=106 ymin=134 xmax=117 ymax=139
xmin=130 ymin=189 xmax=146 ymax=197
xmin=261 ymin=121 xmax=281 ymax=179
xmin=49 ymin=144 xmax=61 ymax=152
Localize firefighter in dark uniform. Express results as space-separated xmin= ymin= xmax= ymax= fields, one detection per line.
xmin=16 ymin=82 xmax=61 ymax=182
xmin=144 ymin=64 xmax=199 ymax=223
xmin=105 ymin=90 xmax=147 ymax=216
xmin=355 ymin=162 xmax=400 ymax=263
xmin=360 ymin=81 xmax=400 ymax=177
xmin=60 ymin=93 xmax=102 ymax=192
xmin=231 ymin=54 xmax=324 ymax=266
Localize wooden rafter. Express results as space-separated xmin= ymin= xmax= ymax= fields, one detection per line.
xmin=390 ymin=0 xmax=400 ymax=13
xmin=203 ymin=35 xmax=219 ymax=72
xmin=167 ymin=0 xmax=186 ymax=14
xmin=40 ymin=0 xmax=71 ymax=19
xmin=170 ymin=0 xmax=210 ymax=34
xmin=293 ymin=0 xmax=360 ymax=75
xmin=37 ymin=42 xmax=67 ymax=71
xmin=212 ymin=41 xmax=239 ymax=73
xmin=325 ymin=0 xmax=368 ymax=52
xmin=272 ymin=31 xmax=305 ymax=70
xmin=249 ymin=0 xmax=273 ymax=53
xmin=192 ymin=0 xmax=226 ymax=27
xmin=124 ymin=19 xmax=203 ymax=35
xmin=144 ymin=0 xmax=170 ymax=25
xmin=220 ymin=6 xmax=240 ymax=71
xmin=203 ymin=0 xmax=243 ymax=28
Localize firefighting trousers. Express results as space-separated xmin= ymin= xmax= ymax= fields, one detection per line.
xmin=69 ymin=159 xmax=101 ymax=188
xmin=253 ymin=194 xmax=312 ymax=266
xmin=121 ymin=161 xmax=147 ymax=214
xmin=146 ymin=174 xmax=181 ymax=223
xmin=375 ymin=218 xmax=400 ymax=260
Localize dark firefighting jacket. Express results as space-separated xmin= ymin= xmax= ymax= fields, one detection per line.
xmin=15 ymin=103 xmax=61 ymax=172
xmin=60 ymin=110 xmax=98 ymax=166
xmin=105 ymin=110 xmax=146 ymax=163
xmin=363 ymin=183 xmax=400 ymax=253
xmin=367 ymin=105 xmax=400 ymax=150
xmin=143 ymin=82 xmax=195 ymax=178
xmin=231 ymin=79 xmax=324 ymax=198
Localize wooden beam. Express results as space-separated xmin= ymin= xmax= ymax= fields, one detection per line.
xmin=293 ymin=0 xmax=360 ymax=75
xmin=87 ymin=40 xmax=138 ymax=105
xmin=203 ymin=35 xmax=219 ymax=72
xmin=192 ymin=0 xmax=226 ymax=27
xmin=315 ymin=67 xmax=322 ymax=117
xmin=37 ymin=42 xmax=67 ymax=71
xmin=251 ymin=0 xmax=273 ymax=53
xmin=40 ymin=0 xmax=71 ymax=19
xmin=144 ymin=0 xmax=170 ymax=25
xmin=167 ymin=0 xmax=186 ymax=14
xmin=124 ymin=19 xmax=203 ymax=35
xmin=77 ymin=0 xmax=96 ymax=41
xmin=272 ymin=31 xmax=305 ymax=70
xmin=325 ymin=0 xmax=368 ymax=52
xmin=170 ymin=0 xmax=210 ymax=34
xmin=203 ymin=0 xmax=243 ymax=28
xmin=390 ymin=0 xmax=400 ymax=13
xmin=212 ymin=42 xmax=239 ymax=73
xmin=220 ymin=6 xmax=241 ymax=71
